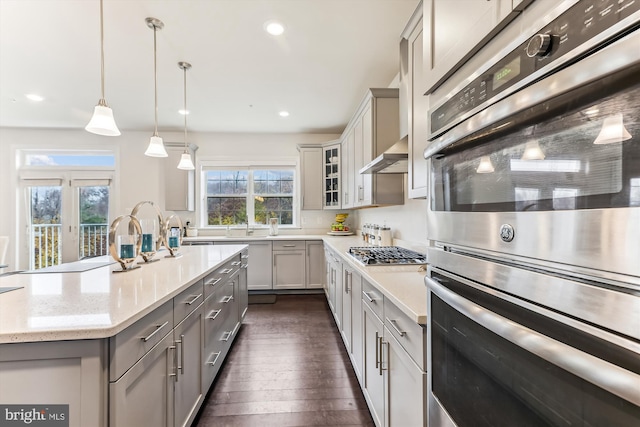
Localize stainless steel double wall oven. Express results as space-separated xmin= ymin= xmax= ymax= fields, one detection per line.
xmin=423 ymin=1 xmax=640 ymax=426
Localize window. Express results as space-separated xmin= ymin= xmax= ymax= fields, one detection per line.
xmin=203 ymin=167 xmax=296 ymax=227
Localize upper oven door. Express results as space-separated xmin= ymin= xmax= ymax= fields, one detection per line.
xmin=425 ymin=29 xmax=640 ymax=282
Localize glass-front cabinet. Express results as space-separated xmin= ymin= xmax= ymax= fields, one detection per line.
xmin=323 ymin=143 xmax=341 ymax=209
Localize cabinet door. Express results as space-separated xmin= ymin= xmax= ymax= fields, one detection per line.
xmin=323 ymin=144 xmax=341 ymax=209
xmin=350 ymin=269 xmax=363 ymax=383
xmin=341 ymin=267 xmax=353 ymax=353
xmin=238 ymin=253 xmax=248 ymax=320
xmin=174 ymin=304 xmax=205 ymax=427
xmin=333 ymin=256 xmax=343 ymax=329
xmin=423 ymin=0 xmax=508 ymax=93
xmin=299 ymin=147 xmax=323 ymax=210
xmin=359 ymin=103 xmax=373 ymax=206
xmin=273 ymin=250 xmax=306 ymax=289
xmin=247 ymin=241 xmax=272 ymax=290
xmin=341 ymin=130 xmax=355 ymax=209
xmin=362 ymin=302 xmax=385 ymax=427
xmin=305 ymin=241 xmax=325 ymax=289
xmin=384 ymin=329 xmax=427 ymax=427
xmin=110 ymin=332 xmax=175 ymax=427
xmin=408 ymin=16 xmax=429 ymax=199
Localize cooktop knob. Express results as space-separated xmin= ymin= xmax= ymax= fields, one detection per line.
xmin=526 ymin=34 xmax=552 ymax=58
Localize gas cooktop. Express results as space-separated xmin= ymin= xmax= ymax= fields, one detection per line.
xmin=347 ymin=246 xmax=427 ymax=266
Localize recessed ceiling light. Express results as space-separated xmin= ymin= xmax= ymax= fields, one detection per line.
xmin=265 ymin=21 xmax=285 ymax=36
xmin=178 ymin=109 xmax=190 ymax=115
xmin=279 ymin=111 xmax=290 ymax=117
xmin=25 ymin=94 xmax=44 ymax=102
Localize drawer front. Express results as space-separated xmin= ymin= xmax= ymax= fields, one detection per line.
xmin=272 ymin=240 xmax=305 ymax=251
xmin=361 ymin=279 xmax=384 ymax=321
xmin=203 ymin=259 xmax=237 ymax=299
xmin=384 ymin=298 xmax=427 ymax=371
xmin=174 ymin=281 xmax=204 ymax=327
xmin=203 ymin=284 xmax=230 ymax=347
xmin=109 ymin=299 xmax=173 ymax=381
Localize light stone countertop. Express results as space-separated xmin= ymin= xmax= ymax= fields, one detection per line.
xmin=183 ymin=234 xmax=428 ymax=325
xmin=322 ymin=236 xmax=428 ymax=325
xmin=0 ymin=245 xmax=246 ymax=344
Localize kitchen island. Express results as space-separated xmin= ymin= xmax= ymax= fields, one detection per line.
xmin=0 ymin=244 xmax=247 ymax=427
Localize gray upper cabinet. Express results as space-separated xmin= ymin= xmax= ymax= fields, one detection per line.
xmin=298 ymin=145 xmax=323 ymax=210
xmin=422 ymin=0 xmax=531 ymax=95
xmin=401 ymin=2 xmax=429 ymax=199
xmin=164 ymin=143 xmax=197 ymax=212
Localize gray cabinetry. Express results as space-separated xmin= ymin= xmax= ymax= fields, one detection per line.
xmin=0 ymin=340 xmax=107 ymax=427
xmin=273 ymin=241 xmax=306 ymax=290
xmin=401 ymin=4 xmax=429 ymax=199
xmin=305 ymin=240 xmax=324 ymax=289
xmin=238 ymin=249 xmax=248 ymax=319
xmin=345 ymin=266 xmax=363 ymax=382
xmin=323 ymin=142 xmax=341 ymax=209
xmin=298 ymin=145 xmax=323 ymax=210
xmin=216 ymin=240 xmax=272 ymax=290
xmin=109 ymin=331 xmax=175 ymax=427
xmin=362 ymin=300 xmax=385 ymax=427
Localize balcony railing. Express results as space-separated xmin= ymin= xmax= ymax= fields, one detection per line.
xmin=31 ymin=223 xmax=109 ymax=269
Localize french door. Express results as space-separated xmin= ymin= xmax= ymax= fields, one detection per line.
xmin=25 ymin=175 xmax=112 ymax=269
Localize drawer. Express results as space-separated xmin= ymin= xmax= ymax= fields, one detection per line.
xmin=361 ymin=279 xmax=384 ymax=321
xmin=203 ymin=259 xmax=237 ymax=299
xmin=173 ymin=280 xmax=204 ymax=327
xmin=109 ymin=299 xmax=173 ymax=381
xmin=384 ymin=298 xmax=427 ymax=371
xmin=272 ymin=240 xmax=305 ymax=250
xmin=203 ymin=284 xmax=230 ymax=347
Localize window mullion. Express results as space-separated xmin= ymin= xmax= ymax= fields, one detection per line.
xmin=247 ymin=170 xmax=255 ymax=225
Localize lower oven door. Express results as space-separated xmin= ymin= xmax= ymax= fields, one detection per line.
xmin=425 ymin=268 xmax=640 ymax=427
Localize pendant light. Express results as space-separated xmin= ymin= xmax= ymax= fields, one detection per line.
xmin=521 ymin=140 xmax=545 ymax=160
xmin=144 ymin=17 xmax=168 ymax=157
xmin=177 ymin=62 xmax=195 ymax=170
xmin=85 ymin=0 xmax=120 ymax=136
xmin=593 ymin=113 xmax=632 ymax=144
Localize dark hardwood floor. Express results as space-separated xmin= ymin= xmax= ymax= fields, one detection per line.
xmin=194 ymin=294 xmax=374 ymax=427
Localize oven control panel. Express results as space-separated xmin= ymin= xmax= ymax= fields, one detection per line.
xmin=430 ymin=0 xmax=640 ymax=138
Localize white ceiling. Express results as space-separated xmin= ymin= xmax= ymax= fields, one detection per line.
xmin=0 ymin=0 xmax=419 ymax=134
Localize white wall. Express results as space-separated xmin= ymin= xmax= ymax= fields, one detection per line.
xmin=0 ymin=127 xmax=339 ymax=270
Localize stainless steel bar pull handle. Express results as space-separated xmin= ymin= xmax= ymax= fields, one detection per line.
xmin=206 ymin=351 xmax=222 ymax=367
xmin=378 ymin=336 xmax=385 ymax=376
xmin=221 ymin=295 xmax=234 ymax=303
xmin=375 ymin=331 xmax=380 ymax=370
xmin=387 ymin=318 xmax=406 ymax=337
xmin=221 ymin=331 xmax=232 ymax=342
xmin=205 ymin=277 xmax=221 ymax=287
xmin=283 ymin=244 xmax=296 ymax=247
xmin=178 ymin=334 xmax=185 ymax=375
xmin=231 ymin=261 xmax=241 ymax=266
xmin=168 ymin=345 xmax=177 ymax=379
xmin=185 ymin=294 xmax=202 ymax=305
xmin=207 ymin=309 xmax=221 ymax=321
xmin=221 ymin=268 xmax=233 ymax=274
xmin=141 ymin=320 xmax=168 ymax=342
xmin=363 ymin=291 xmax=375 ymax=303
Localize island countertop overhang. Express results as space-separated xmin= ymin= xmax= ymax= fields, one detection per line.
xmin=0 ymin=245 xmax=247 ymax=344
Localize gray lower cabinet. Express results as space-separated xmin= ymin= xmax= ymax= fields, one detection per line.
xmin=272 ymin=241 xmax=306 ymax=290
xmin=362 ymin=301 xmax=385 ymax=427
xmin=306 ymin=240 xmax=324 ymax=289
xmin=216 ymin=241 xmax=272 ymax=290
xmin=0 ymin=340 xmax=107 ymax=427
xmin=326 ymin=265 xmax=427 ymax=427
xmin=238 ymin=249 xmax=249 ymax=319
xmin=174 ymin=304 xmax=205 ymax=427
xmin=110 ymin=331 xmax=175 ymax=427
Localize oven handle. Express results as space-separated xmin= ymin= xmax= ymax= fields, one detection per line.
xmin=426 ymin=276 xmax=640 ymax=406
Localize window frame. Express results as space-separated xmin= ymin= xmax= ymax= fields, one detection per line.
xmin=198 ymin=159 xmax=300 ymax=228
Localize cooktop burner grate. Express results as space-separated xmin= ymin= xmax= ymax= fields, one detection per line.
xmin=347 ymin=246 xmax=427 ymax=266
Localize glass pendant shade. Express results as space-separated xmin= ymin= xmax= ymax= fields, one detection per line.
xmin=521 ymin=140 xmax=545 ymax=160
xmin=86 ymin=103 xmax=120 ymax=136
xmin=476 ymin=156 xmax=495 ymax=173
xmin=593 ymin=113 xmax=632 ymax=144
xmin=145 ymin=135 xmax=168 ymax=157
xmin=177 ymin=152 xmax=195 ymax=170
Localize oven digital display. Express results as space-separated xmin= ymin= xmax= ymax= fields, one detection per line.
xmin=492 ymin=56 xmax=521 ymax=90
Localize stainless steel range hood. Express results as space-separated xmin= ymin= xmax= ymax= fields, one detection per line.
xmin=359 ymin=136 xmax=408 ymax=174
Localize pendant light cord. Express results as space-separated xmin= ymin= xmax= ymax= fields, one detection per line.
xmin=99 ymin=0 xmax=106 ymax=105
xmin=183 ymin=66 xmax=188 ymax=152
xmin=153 ymin=23 xmax=159 ymax=137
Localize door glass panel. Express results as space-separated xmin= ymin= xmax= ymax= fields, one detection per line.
xmin=30 ymin=186 xmax=62 ymax=269
xmin=431 ymin=81 xmax=640 ymax=212
xmin=78 ymin=186 xmax=110 ymax=259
